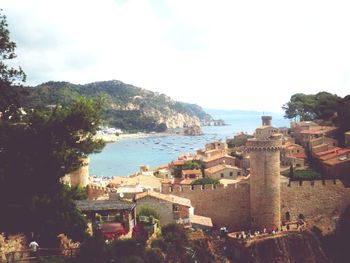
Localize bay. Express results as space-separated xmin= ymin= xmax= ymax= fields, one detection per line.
xmin=89 ymin=110 xmax=290 ymax=177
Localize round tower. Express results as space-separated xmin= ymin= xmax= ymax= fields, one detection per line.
xmin=246 ymin=134 xmax=282 ymax=230
xmin=70 ymin=157 xmax=90 ymax=187
xmin=261 ymin=116 xmax=272 ymax=126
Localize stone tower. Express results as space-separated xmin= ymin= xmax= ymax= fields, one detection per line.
xmin=246 ymin=117 xmax=282 ymax=230
xmin=70 ymin=157 xmax=90 ymax=187
xmin=261 ymin=115 xmax=272 ymax=126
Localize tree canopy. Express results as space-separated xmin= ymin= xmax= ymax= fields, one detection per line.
xmin=0 ymin=9 xmax=26 ymax=113
xmin=282 ymin=92 xmax=350 ymax=145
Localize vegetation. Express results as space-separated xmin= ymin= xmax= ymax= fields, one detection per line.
xmin=191 ymin=177 xmax=220 ymax=186
xmin=75 ymin=223 xmax=217 ymax=263
xmin=16 ymin=80 xmax=212 ymax=132
xmin=0 ymin=13 xmax=106 ymax=246
xmin=183 ymin=160 xmax=201 ymax=170
xmin=282 ymin=168 xmax=321 ymax=180
xmin=227 ymin=133 xmax=253 ymax=148
xmin=283 ymin=92 xmax=350 ymax=145
xmin=137 ymin=205 xmax=160 ymax=221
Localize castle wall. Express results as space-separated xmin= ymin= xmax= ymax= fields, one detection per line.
xmin=70 ymin=157 xmax=89 ymax=187
xmin=161 ymin=182 xmax=251 ymax=230
xmin=281 ymin=179 xmax=350 ymax=224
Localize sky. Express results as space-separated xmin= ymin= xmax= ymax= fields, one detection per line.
xmin=2 ymin=0 xmax=350 ymax=112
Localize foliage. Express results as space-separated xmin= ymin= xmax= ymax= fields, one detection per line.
xmin=0 ymin=233 xmax=27 ymax=262
xmin=191 ymin=177 xmax=220 ymax=186
xmin=183 ymin=160 xmax=201 ymax=170
xmin=0 ymin=98 xmax=105 ymax=245
xmin=0 ymin=9 xmax=26 ymax=114
xmin=227 ymin=133 xmax=253 ymax=148
xmin=137 ymin=205 xmax=160 ymax=221
xmin=63 ymin=185 xmax=88 ymax=200
xmin=18 ymin=80 xmax=212 ymax=132
xmin=160 ymin=223 xmax=190 ymax=263
xmin=282 ymin=92 xmax=350 ymax=145
xmin=282 ymin=168 xmax=321 ymax=180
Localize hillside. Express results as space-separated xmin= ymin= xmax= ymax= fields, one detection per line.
xmin=20 ymin=80 xmax=213 ymax=132
xmin=227 ymin=231 xmax=331 ymax=263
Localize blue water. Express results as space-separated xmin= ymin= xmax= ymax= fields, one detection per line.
xmin=89 ymin=110 xmax=290 ymax=177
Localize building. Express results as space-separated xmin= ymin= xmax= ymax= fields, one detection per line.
xmin=246 ymin=117 xmax=282 ymax=230
xmin=201 ymin=153 xmax=236 ymax=169
xmin=204 ymin=164 xmax=243 ymax=180
xmin=205 ymin=141 xmax=227 ymax=151
xmin=181 ymin=169 xmax=202 ymax=179
xmin=135 ymin=191 xmax=193 ymax=227
xmin=75 ymin=200 xmax=136 ymax=240
xmin=280 ymin=142 xmax=306 ymax=167
xmin=65 ymin=157 xmax=90 ymax=187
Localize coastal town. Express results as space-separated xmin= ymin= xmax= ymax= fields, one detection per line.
xmin=2 ymin=3 xmax=350 ymax=262
xmin=59 ymin=115 xmax=350 ymax=262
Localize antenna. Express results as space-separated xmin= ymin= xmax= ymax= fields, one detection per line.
xmin=119 ymin=193 xmax=124 ymax=198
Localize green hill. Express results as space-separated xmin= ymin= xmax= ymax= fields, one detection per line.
xmin=21 ymin=80 xmax=213 ymax=132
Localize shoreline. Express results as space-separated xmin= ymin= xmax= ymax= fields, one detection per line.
xmin=95 ymin=131 xmax=179 ymax=143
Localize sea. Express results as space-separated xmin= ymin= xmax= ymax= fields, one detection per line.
xmin=89 ymin=109 xmax=290 ymax=177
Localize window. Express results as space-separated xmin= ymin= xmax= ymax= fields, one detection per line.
xmin=221 ymin=173 xmax=224 ymax=178
xmin=237 ymin=172 xmax=241 ymax=176
xmin=230 ymin=172 xmax=233 ymax=177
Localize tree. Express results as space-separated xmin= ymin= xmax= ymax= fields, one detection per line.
xmin=0 ymin=9 xmax=26 ymax=113
xmin=137 ymin=205 xmax=160 ymax=220
xmin=0 ymin=98 xmax=105 ymax=245
xmin=191 ymin=177 xmax=220 ymax=186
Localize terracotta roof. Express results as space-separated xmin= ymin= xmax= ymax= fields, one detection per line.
xmin=190 ymin=214 xmax=213 ymax=228
xmin=290 ymin=153 xmax=307 ymax=159
xmin=300 ymin=126 xmax=338 ymax=135
xmin=75 ymin=200 xmax=135 ymax=211
xmin=319 ymin=148 xmax=350 ymax=161
xmin=314 ymin=147 xmax=340 ymax=156
xmin=205 ymin=164 xmax=239 ymax=175
xmin=182 ymin=169 xmax=202 ymax=175
xmin=135 ymin=191 xmax=191 ymax=207
xmin=202 ymin=154 xmax=235 ymax=163
xmin=324 ymin=156 xmax=350 ymax=166
xmin=172 ymin=160 xmax=185 ymax=166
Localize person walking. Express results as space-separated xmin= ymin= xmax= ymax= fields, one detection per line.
xmin=29 ymin=240 xmax=39 ymax=257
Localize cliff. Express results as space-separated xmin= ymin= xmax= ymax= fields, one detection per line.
xmin=21 ymin=80 xmax=213 ymax=131
xmin=227 ymin=231 xmax=331 ymax=263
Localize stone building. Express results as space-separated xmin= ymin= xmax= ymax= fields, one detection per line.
xmin=246 ymin=124 xmax=282 ymax=230
xmin=135 ymin=191 xmax=193 ymax=227
xmin=65 ymin=157 xmax=90 ymax=187
xmin=204 ymin=164 xmax=242 ymax=180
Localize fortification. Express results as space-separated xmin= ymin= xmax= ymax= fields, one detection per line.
xmin=246 ymin=125 xmax=282 ymax=230
xmin=261 ymin=115 xmax=272 ymax=126
xmin=69 ymin=157 xmax=90 ymax=187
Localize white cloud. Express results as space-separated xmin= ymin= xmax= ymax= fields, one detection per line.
xmin=2 ymin=0 xmax=350 ymax=112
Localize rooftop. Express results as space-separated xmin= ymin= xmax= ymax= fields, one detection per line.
xmin=318 ymin=148 xmax=350 ymax=161
xmin=172 ymin=160 xmax=186 ymax=166
xmin=300 ymin=126 xmax=338 ymax=135
xmin=202 ymin=154 xmax=235 ymax=163
xmin=190 ymin=214 xmax=213 ymax=228
xmin=205 ymin=164 xmax=239 ymax=175
xmin=75 ymin=200 xmax=136 ymax=212
xmin=182 ymin=169 xmax=202 ymax=175
xmin=135 ymin=191 xmax=192 ymax=207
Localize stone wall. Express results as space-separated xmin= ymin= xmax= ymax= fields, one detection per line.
xmin=161 ymin=182 xmax=251 ymax=230
xmin=281 ymin=179 xmax=350 ymax=226
xmin=87 ymin=185 xmax=108 ymax=200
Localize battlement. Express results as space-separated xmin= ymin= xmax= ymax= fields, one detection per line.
xmin=162 ymin=181 xmax=249 ymax=194
xmin=87 ymin=184 xmax=109 ymax=192
xmin=246 ymin=138 xmax=282 ymax=151
xmin=282 ymin=179 xmax=343 ymax=188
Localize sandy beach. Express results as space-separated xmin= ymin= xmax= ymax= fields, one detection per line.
xmin=95 ymin=131 xmax=177 ymax=143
